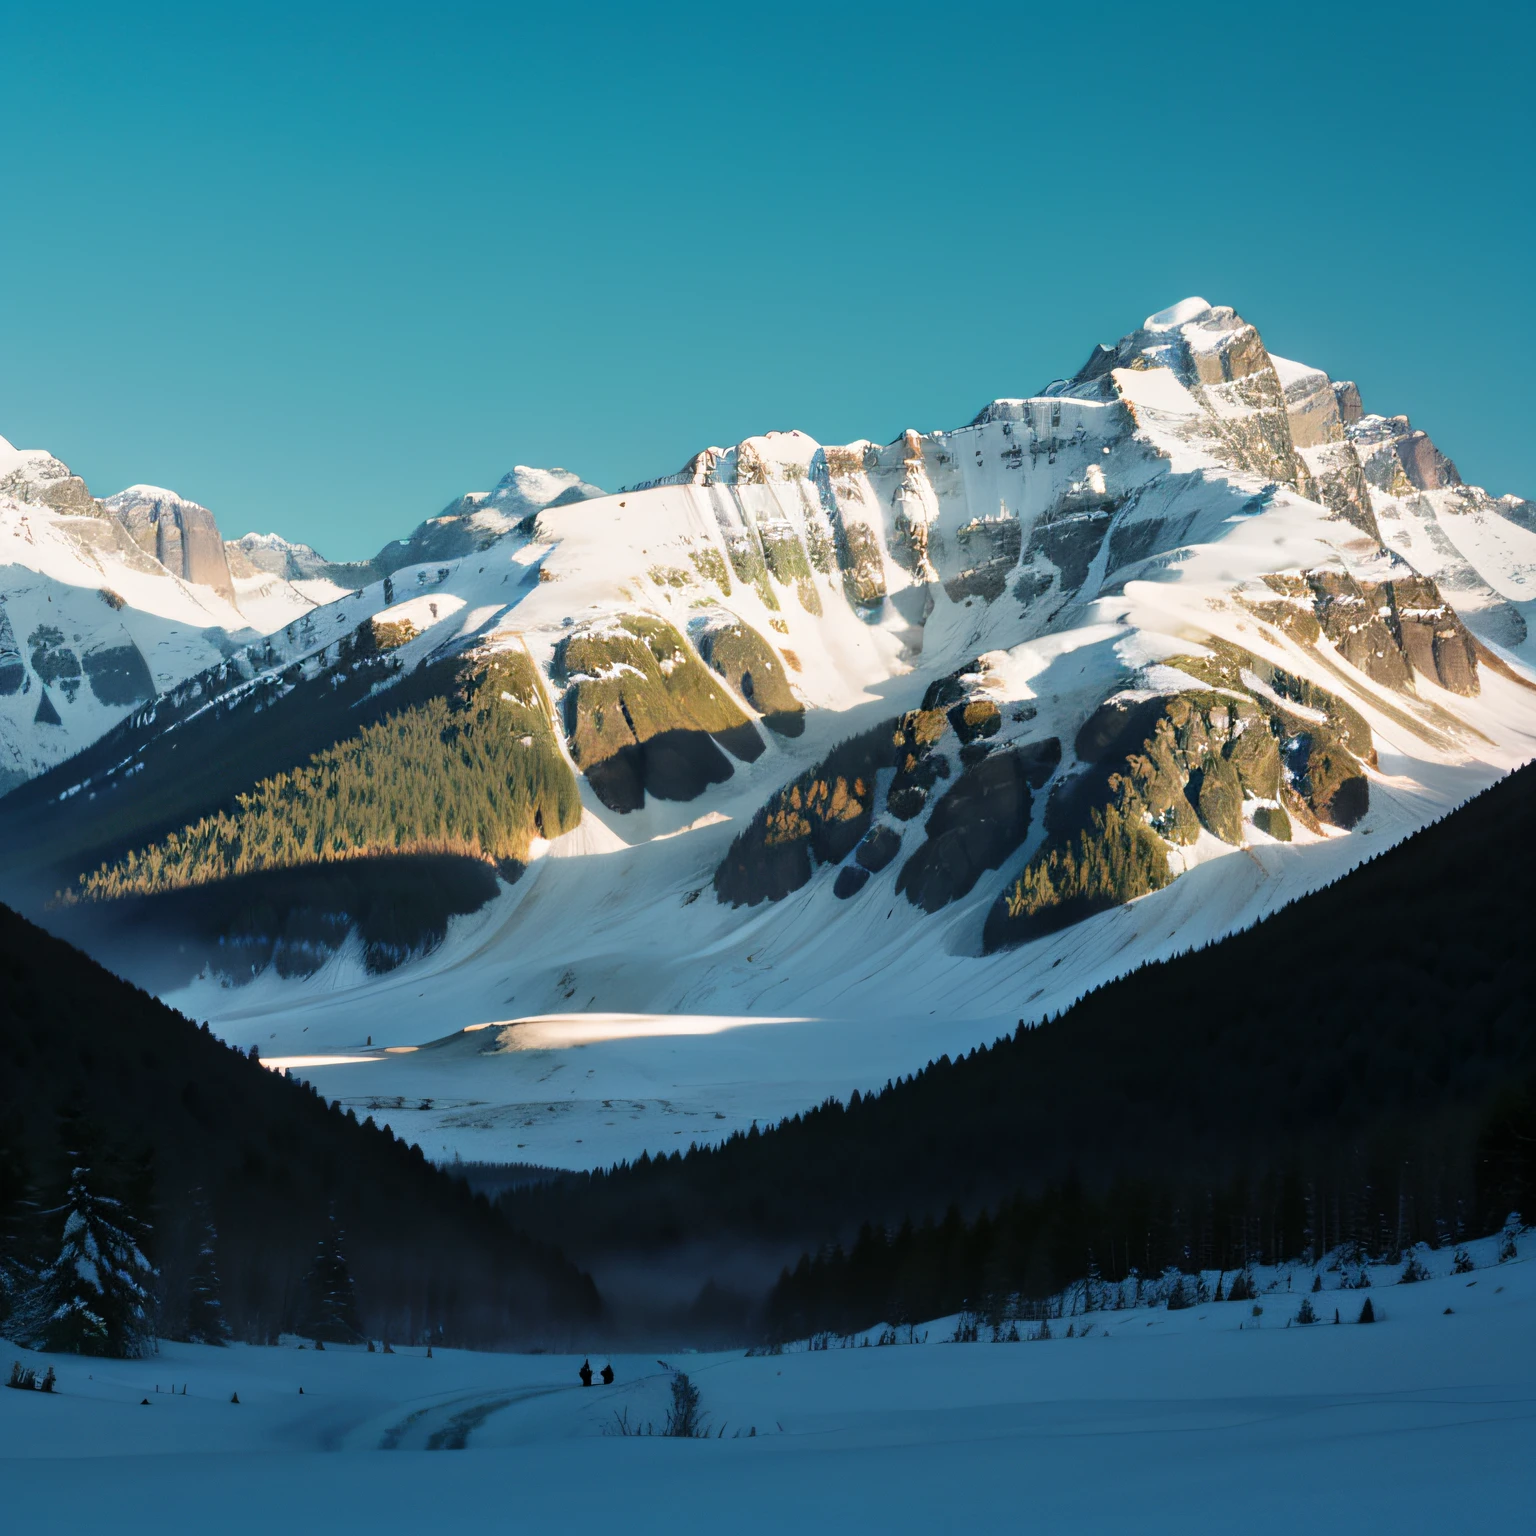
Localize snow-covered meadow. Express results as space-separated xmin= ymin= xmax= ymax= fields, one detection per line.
xmin=5 ymin=1236 xmax=1532 ymax=1532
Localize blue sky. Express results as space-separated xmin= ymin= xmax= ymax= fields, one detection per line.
xmin=2 ymin=1 xmax=1530 ymax=560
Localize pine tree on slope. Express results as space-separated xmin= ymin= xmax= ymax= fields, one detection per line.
xmin=182 ymin=1191 xmax=231 ymax=1346
xmin=300 ymin=1211 xmax=362 ymax=1344
xmin=33 ymin=1164 xmax=155 ymax=1358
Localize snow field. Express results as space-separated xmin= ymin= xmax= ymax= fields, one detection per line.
xmin=2 ymin=1236 xmax=1531 ymax=1532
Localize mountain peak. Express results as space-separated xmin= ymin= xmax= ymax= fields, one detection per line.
xmin=488 ymin=465 xmax=603 ymax=514
xmin=1143 ymin=296 xmax=1213 ymax=331
xmin=100 ymin=484 xmax=233 ymax=598
xmin=103 ymin=483 xmax=208 ymax=513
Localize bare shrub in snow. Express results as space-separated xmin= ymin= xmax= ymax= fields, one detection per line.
xmin=664 ymin=1370 xmax=704 ymax=1438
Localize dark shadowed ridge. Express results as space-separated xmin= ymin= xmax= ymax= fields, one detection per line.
xmin=0 ymin=902 xmax=600 ymax=1347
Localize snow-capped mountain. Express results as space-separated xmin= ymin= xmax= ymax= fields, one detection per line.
xmin=226 ymin=530 xmax=334 ymax=583
xmin=0 ymin=436 xmax=603 ymax=795
xmin=0 ymin=436 xmax=348 ymax=791
xmin=349 ymin=464 xmax=604 ymax=582
xmin=5 ymin=298 xmax=1535 ymax=1169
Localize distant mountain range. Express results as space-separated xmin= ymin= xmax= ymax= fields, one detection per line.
xmin=0 ymin=438 xmax=602 ymax=790
xmin=3 ymin=297 xmax=1534 ymax=1172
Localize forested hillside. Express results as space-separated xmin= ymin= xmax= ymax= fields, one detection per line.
xmin=501 ymin=759 xmax=1536 ymax=1337
xmin=0 ymin=902 xmax=599 ymax=1350
xmin=1 ymin=641 xmax=580 ymax=985
xmin=76 ymin=649 xmax=576 ymax=899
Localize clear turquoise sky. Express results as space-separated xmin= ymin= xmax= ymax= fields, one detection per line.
xmin=2 ymin=2 xmax=1530 ymax=560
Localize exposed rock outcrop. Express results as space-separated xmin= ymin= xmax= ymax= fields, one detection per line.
xmin=943 ymin=514 xmax=1022 ymax=602
xmin=226 ymin=532 xmax=333 ymax=582
xmin=1253 ymin=569 xmax=1480 ymax=697
xmin=1348 ymin=415 xmax=1461 ymax=494
xmin=555 ymin=615 xmax=760 ymax=813
xmin=1333 ymin=381 xmax=1365 ymax=425
xmin=0 ymin=602 xmax=22 ymax=695
xmin=695 ymin=617 xmax=804 ymax=736
xmin=983 ymin=658 xmax=1376 ymax=952
xmin=896 ymin=740 xmax=1059 ymax=913
xmin=0 ymin=452 xmax=99 ymax=518
xmin=104 ymin=487 xmax=235 ymax=600
xmin=1275 ymin=358 xmax=1344 ymax=449
xmin=714 ymin=723 xmax=893 ymax=907
xmin=1376 ymin=576 xmax=1479 ymax=695
xmin=1303 ymin=441 xmax=1381 ymax=539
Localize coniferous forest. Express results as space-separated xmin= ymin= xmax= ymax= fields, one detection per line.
xmin=0 ymin=644 xmax=582 ymax=987
xmin=0 ymin=900 xmax=599 ymax=1353
xmin=76 ymin=648 xmax=579 ymax=899
xmin=499 ymin=758 xmax=1536 ymax=1340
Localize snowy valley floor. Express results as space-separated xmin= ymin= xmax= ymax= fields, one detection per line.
xmin=5 ymin=1238 xmax=1533 ymax=1533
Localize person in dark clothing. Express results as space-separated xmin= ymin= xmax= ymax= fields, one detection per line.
xmin=579 ymin=1359 xmax=593 ymax=1387
xmin=600 ymin=1363 xmax=614 ymax=1385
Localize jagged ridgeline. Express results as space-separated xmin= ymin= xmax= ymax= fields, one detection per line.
xmin=983 ymin=646 xmax=1375 ymax=951
xmin=76 ymin=646 xmax=579 ymax=899
xmin=553 ymin=614 xmax=763 ymax=812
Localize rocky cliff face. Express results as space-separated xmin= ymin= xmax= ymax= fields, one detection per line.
xmin=0 ymin=448 xmax=99 ymax=517
xmin=103 ymin=486 xmax=236 ymax=599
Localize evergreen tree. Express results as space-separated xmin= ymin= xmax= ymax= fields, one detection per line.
xmin=300 ymin=1210 xmax=362 ymax=1343
xmin=1295 ymin=1295 xmax=1317 ymax=1325
xmin=33 ymin=1163 xmax=155 ymax=1358
xmin=182 ymin=1191 xmax=231 ymax=1345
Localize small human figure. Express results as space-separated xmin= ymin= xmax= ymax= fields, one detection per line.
xmin=579 ymin=1359 xmax=593 ymax=1388
xmin=600 ymin=1363 xmax=614 ymax=1386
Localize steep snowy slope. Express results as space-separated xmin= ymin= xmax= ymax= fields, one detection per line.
xmin=8 ymin=299 xmax=1535 ymax=1168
